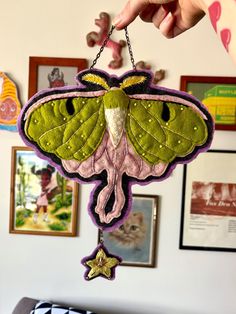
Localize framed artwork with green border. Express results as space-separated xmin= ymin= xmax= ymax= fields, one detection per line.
xmin=9 ymin=146 xmax=79 ymax=236
xmin=180 ymin=75 xmax=236 ymax=131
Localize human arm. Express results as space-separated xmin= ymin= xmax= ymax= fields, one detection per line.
xmin=113 ymin=0 xmax=236 ymax=64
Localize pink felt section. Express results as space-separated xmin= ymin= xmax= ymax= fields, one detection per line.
xmin=62 ymin=131 xmax=167 ymax=224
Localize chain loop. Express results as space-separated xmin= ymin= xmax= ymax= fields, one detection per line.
xmin=90 ymin=25 xmax=115 ymax=69
xmin=124 ymin=27 xmax=136 ymax=70
xmin=90 ymin=26 xmax=136 ymax=69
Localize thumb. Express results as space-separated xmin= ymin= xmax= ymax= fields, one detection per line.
xmin=113 ymin=0 xmax=174 ymax=29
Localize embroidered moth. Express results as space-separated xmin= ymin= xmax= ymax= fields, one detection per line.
xmin=19 ymin=69 xmax=213 ymax=230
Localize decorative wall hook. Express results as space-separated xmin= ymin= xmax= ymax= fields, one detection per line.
xmin=135 ymin=61 xmax=166 ymax=84
xmin=86 ymin=12 xmax=126 ymax=69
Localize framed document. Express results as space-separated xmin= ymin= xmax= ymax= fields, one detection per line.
xmin=180 ymin=150 xmax=236 ymax=252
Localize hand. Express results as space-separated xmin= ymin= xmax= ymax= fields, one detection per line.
xmin=113 ymin=0 xmax=206 ymax=38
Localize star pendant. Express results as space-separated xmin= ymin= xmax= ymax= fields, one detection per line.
xmin=82 ymin=243 xmax=122 ymax=280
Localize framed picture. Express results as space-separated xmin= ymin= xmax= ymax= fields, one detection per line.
xmin=180 ymin=150 xmax=236 ymax=252
xmin=180 ymin=75 xmax=236 ymax=131
xmin=99 ymin=194 xmax=159 ymax=267
xmin=9 ymin=146 xmax=79 ymax=236
xmin=28 ymin=56 xmax=88 ymax=98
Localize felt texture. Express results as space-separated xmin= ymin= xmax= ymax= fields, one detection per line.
xmin=19 ymin=68 xmax=214 ymax=231
xmin=82 ymin=243 xmax=122 ymax=280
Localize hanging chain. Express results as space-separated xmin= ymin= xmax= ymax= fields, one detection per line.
xmin=99 ymin=229 xmax=104 ymax=244
xmin=90 ymin=25 xmax=115 ymax=69
xmin=124 ymin=27 xmax=136 ymax=70
xmin=90 ymin=25 xmax=136 ymax=69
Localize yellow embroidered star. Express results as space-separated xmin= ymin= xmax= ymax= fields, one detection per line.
xmin=82 ymin=245 xmax=121 ymax=280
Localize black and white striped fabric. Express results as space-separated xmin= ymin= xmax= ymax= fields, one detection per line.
xmin=30 ymin=301 xmax=97 ymax=314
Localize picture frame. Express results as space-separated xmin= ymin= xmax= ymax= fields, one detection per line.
xmin=98 ymin=194 xmax=159 ymax=267
xmin=180 ymin=149 xmax=236 ymax=252
xmin=28 ymin=56 xmax=88 ymax=98
xmin=9 ymin=146 xmax=79 ymax=236
xmin=180 ymin=75 xmax=236 ymax=131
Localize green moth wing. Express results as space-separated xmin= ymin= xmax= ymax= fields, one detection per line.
xmin=25 ymin=95 xmax=106 ymax=161
xmin=126 ymin=99 xmax=208 ymax=164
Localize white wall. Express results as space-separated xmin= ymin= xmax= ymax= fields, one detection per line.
xmin=0 ymin=1 xmax=236 ymax=314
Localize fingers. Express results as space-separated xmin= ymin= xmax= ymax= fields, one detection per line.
xmin=159 ymin=11 xmax=176 ymax=38
xmin=113 ymin=0 xmax=174 ymax=29
xmin=139 ymin=4 xmax=159 ymax=22
xmin=113 ymin=0 xmax=150 ymax=29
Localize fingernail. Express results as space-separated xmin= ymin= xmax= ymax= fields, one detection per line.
xmin=162 ymin=11 xmax=173 ymax=24
xmin=112 ymin=14 xmax=122 ymax=26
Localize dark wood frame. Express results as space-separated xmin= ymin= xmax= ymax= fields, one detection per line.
xmin=179 ymin=149 xmax=236 ymax=252
xmin=9 ymin=146 xmax=79 ymax=237
xmin=180 ymin=75 xmax=236 ymax=131
xmin=28 ymin=56 xmax=88 ymax=98
xmin=98 ymin=194 xmax=159 ymax=267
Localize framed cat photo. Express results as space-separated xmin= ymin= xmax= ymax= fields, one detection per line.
xmin=9 ymin=146 xmax=79 ymax=237
xmin=99 ymin=194 xmax=159 ymax=267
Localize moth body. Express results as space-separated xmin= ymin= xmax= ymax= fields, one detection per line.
xmin=103 ymin=88 xmax=129 ymax=148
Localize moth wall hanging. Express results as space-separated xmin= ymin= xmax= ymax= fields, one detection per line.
xmin=18 ymin=27 xmax=214 ymax=280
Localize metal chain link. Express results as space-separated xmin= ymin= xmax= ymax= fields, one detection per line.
xmin=90 ymin=25 xmax=136 ymax=69
xmin=90 ymin=25 xmax=115 ymax=69
xmin=124 ymin=27 xmax=136 ymax=70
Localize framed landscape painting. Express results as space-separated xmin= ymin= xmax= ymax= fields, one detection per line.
xmin=9 ymin=146 xmax=79 ymax=236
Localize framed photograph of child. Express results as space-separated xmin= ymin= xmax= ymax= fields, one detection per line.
xmin=9 ymin=146 xmax=79 ymax=236
xmin=98 ymin=194 xmax=159 ymax=267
